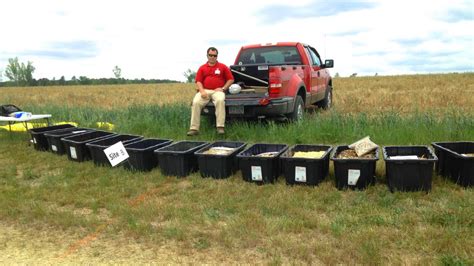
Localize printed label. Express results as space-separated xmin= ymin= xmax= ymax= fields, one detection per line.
xmin=104 ymin=141 xmax=129 ymax=167
xmin=70 ymin=147 xmax=77 ymax=159
xmin=348 ymin=169 xmax=361 ymax=185
xmin=295 ymin=166 xmax=307 ymax=182
xmin=251 ymin=166 xmax=262 ymax=181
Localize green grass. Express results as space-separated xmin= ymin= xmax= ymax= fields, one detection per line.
xmin=25 ymin=104 xmax=474 ymax=144
xmin=1 ymin=105 xmax=473 ymax=263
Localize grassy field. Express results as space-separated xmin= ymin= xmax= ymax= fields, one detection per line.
xmin=0 ymin=73 xmax=473 ymax=264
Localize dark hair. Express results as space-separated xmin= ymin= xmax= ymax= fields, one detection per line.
xmin=207 ymin=47 xmax=218 ymax=55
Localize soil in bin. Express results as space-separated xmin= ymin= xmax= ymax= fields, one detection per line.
xmin=202 ymin=147 xmax=236 ymax=155
xmin=337 ymin=149 xmax=376 ymax=159
xmin=253 ymin=152 xmax=279 ymax=157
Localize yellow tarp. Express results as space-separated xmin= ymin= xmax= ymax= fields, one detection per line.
xmin=0 ymin=121 xmax=114 ymax=132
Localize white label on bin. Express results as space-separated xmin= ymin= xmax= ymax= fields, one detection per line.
xmin=70 ymin=147 xmax=78 ymax=159
xmin=51 ymin=145 xmax=57 ymax=152
xmin=295 ymin=166 xmax=307 ymax=182
xmin=33 ymin=138 xmax=37 ymax=144
xmin=348 ymin=169 xmax=360 ymax=185
xmin=72 ymin=130 xmax=87 ymax=134
xmin=104 ymin=141 xmax=129 ymax=167
xmin=251 ymin=166 xmax=262 ymax=181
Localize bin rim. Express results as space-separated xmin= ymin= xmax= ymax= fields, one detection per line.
xmin=382 ymin=145 xmax=438 ymax=162
xmin=432 ymin=141 xmax=474 ymax=160
xmin=44 ymin=128 xmax=91 ymax=138
xmin=236 ymin=143 xmax=289 ymax=159
xmin=194 ymin=141 xmax=247 ymax=157
xmin=28 ymin=124 xmax=76 ymax=134
xmin=29 ymin=124 xmax=76 ymax=135
xmin=61 ymin=132 xmax=117 ymax=145
xmin=280 ymin=144 xmax=332 ymax=160
xmin=154 ymin=140 xmax=209 ymax=155
xmin=86 ymin=134 xmax=143 ymax=148
xmin=125 ymin=138 xmax=173 ymax=152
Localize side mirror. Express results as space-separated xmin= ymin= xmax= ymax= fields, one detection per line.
xmin=324 ymin=59 xmax=334 ymax=68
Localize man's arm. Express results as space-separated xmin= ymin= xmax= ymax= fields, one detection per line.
xmin=196 ymin=82 xmax=208 ymax=99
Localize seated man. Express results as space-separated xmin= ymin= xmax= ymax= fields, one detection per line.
xmin=187 ymin=47 xmax=234 ymax=136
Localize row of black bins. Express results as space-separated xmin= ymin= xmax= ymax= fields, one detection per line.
xmin=29 ymin=125 xmax=473 ymax=191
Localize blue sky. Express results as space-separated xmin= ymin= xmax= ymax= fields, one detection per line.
xmin=0 ymin=0 xmax=472 ymax=81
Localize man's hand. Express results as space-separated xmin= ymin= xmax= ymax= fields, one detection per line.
xmin=215 ymin=87 xmax=225 ymax=93
xmin=200 ymin=90 xmax=209 ymax=99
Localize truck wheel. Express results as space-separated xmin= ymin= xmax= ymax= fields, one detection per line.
xmin=318 ymin=86 xmax=332 ymax=109
xmin=288 ymin=95 xmax=304 ymax=121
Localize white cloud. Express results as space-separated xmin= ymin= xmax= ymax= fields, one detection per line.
xmin=0 ymin=0 xmax=472 ymax=81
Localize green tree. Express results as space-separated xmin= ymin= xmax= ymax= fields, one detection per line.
xmin=79 ymin=76 xmax=91 ymax=85
xmin=183 ymin=68 xmax=196 ymax=83
xmin=113 ymin=65 xmax=122 ymax=79
xmin=58 ymin=75 xmax=66 ymax=85
xmin=4 ymin=57 xmax=36 ymax=86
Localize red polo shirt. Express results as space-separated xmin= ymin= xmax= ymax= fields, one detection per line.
xmin=195 ymin=61 xmax=234 ymax=90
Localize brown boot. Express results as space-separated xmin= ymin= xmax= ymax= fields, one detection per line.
xmin=216 ymin=127 xmax=225 ymax=135
xmin=187 ymin=129 xmax=199 ymax=136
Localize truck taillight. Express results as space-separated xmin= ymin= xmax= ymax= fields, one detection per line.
xmin=269 ymin=83 xmax=281 ymax=96
xmin=269 ymin=67 xmax=281 ymax=97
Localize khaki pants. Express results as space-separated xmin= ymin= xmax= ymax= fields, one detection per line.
xmin=189 ymin=89 xmax=225 ymax=131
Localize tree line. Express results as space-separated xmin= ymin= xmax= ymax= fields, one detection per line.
xmin=0 ymin=57 xmax=179 ymax=87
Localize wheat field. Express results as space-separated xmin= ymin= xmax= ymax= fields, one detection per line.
xmin=2 ymin=73 xmax=473 ymax=114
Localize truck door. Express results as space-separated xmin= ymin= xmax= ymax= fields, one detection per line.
xmin=303 ymin=46 xmax=320 ymax=103
xmin=306 ymin=46 xmax=326 ymax=102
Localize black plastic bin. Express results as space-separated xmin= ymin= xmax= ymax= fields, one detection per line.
xmin=432 ymin=142 xmax=473 ymax=187
xmin=86 ymin=134 xmax=143 ymax=166
xmin=62 ymin=130 xmax=116 ymax=162
xmin=281 ymin=144 xmax=332 ymax=186
xmin=195 ymin=141 xmax=247 ymax=179
xmin=331 ymin=145 xmax=379 ymax=190
xmin=383 ymin=146 xmax=438 ymax=192
xmin=154 ymin=141 xmax=209 ymax=177
xmin=124 ymin=138 xmax=172 ymax=172
xmin=236 ymin=143 xmax=288 ymax=184
xmin=45 ymin=128 xmax=91 ymax=155
xmin=29 ymin=124 xmax=76 ymax=151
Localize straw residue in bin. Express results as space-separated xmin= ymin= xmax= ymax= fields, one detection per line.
xmin=292 ymin=151 xmax=325 ymax=159
xmin=337 ymin=149 xmax=376 ymax=159
xmin=202 ymin=147 xmax=236 ymax=155
xmin=253 ymin=152 xmax=279 ymax=157
xmin=337 ymin=136 xmax=378 ymax=159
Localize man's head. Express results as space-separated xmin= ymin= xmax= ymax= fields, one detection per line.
xmin=207 ymin=47 xmax=218 ymax=65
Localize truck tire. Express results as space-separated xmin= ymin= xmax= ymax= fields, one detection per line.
xmin=317 ymin=85 xmax=332 ymax=109
xmin=288 ymin=95 xmax=304 ymax=121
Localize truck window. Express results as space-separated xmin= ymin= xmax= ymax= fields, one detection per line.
xmin=237 ymin=46 xmax=301 ymax=65
xmin=304 ymin=47 xmax=314 ymax=65
xmin=308 ymin=48 xmax=321 ymax=67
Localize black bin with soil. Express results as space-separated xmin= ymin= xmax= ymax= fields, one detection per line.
xmin=383 ymin=146 xmax=437 ymax=192
xmin=331 ymin=145 xmax=379 ymax=190
xmin=236 ymin=143 xmax=288 ymax=184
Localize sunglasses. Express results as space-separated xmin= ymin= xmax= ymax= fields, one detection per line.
xmin=208 ymin=54 xmax=218 ymax=57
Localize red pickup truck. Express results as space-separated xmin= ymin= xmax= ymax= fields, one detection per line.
xmin=202 ymin=42 xmax=334 ymax=121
